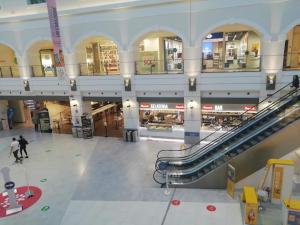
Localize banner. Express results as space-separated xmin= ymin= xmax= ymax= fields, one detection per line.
xmin=46 ymin=0 xmax=65 ymax=78
xmin=272 ymin=166 xmax=284 ymax=200
xmin=245 ymin=203 xmax=258 ymax=225
xmin=227 ymin=164 xmax=236 ymax=198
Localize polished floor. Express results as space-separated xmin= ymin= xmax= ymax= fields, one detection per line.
xmin=0 ymin=128 xmax=284 ymax=225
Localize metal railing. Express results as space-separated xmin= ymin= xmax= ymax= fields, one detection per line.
xmin=0 ymin=66 xmax=20 ymax=78
xmin=79 ymin=62 xmax=120 ymax=76
xmin=202 ymin=54 xmax=261 ymax=72
xmin=135 ymin=59 xmax=184 ymax=75
xmin=283 ymin=53 xmax=300 ymax=71
xmin=31 ymin=65 xmax=57 ymax=77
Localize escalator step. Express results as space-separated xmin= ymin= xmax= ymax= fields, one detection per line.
xmin=257 ymin=136 xmax=265 ymax=141
xmin=229 ymin=152 xmax=237 ymax=157
xmin=236 ymin=148 xmax=243 ymax=153
xmin=250 ymin=140 xmax=257 ymax=145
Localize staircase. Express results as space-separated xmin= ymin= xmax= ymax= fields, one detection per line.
xmin=153 ymin=83 xmax=300 ymax=188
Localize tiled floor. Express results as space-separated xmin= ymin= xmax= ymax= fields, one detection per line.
xmin=0 ymin=128 xmax=284 ymax=225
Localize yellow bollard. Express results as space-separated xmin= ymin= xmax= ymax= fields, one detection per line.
xmin=180 ymin=144 xmax=186 ymax=151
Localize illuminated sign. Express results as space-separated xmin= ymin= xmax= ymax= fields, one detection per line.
xmin=140 ymin=103 xmax=184 ymax=111
xmin=244 ymin=106 xmax=257 ymax=111
xmin=202 ymin=104 xmax=214 ymax=110
xmin=214 ymin=105 xmax=223 ymax=111
xmin=175 ymin=104 xmax=184 ymax=110
xmin=150 ymin=104 xmax=168 ymax=109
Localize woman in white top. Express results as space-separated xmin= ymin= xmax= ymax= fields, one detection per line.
xmin=10 ymin=138 xmax=21 ymax=163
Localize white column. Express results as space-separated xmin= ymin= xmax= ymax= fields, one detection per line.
xmin=183 ymin=45 xmax=201 ymax=144
xmin=64 ymin=51 xmax=79 ymax=79
xmin=184 ymin=91 xmax=201 ymax=145
xmin=17 ymin=55 xmax=31 ymax=79
xmin=122 ymin=93 xmax=139 ymax=131
xmin=119 ymin=50 xmax=139 ymax=136
xmin=259 ymin=40 xmax=286 ymax=110
xmin=184 ymin=45 xmax=201 ymax=75
xmin=119 ymin=50 xmax=135 ymax=77
xmin=69 ymin=93 xmax=91 ymax=127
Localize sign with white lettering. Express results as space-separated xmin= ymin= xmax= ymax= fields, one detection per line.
xmin=140 ymin=103 xmax=184 ymax=111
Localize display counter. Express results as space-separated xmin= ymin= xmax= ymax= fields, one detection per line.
xmin=139 ymin=126 xmax=184 ymax=139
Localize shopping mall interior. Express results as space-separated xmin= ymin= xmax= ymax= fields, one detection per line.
xmin=0 ymin=0 xmax=300 ymax=224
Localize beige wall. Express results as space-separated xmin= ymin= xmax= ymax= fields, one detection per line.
xmin=0 ymin=44 xmax=17 ymax=66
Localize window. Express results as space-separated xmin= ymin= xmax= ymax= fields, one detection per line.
xmin=28 ymin=0 xmax=46 ymax=5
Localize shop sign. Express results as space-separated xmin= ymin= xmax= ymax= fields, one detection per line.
xmin=215 ymin=105 xmax=223 ymax=111
xmin=140 ymin=103 xmax=150 ymax=109
xmin=150 ymin=104 xmax=168 ymax=109
xmin=244 ymin=106 xmax=257 ymax=112
xmin=175 ymin=104 xmax=184 ymax=110
xmin=202 ymin=104 xmax=214 ymax=110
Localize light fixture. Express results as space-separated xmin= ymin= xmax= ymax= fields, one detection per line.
xmin=189 ymin=100 xmax=195 ymax=109
xmin=23 ymin=80 xmax=30 ymax=91
xmin=126 ymin=99 xmax=131 ymax=108
xmin=124 ymin=78 xmax=131 ymax=92
xmin=70 ymin=79 xmax=77 ymax=91
xmin=266 ymin=74 xmax=276 ymax=90
xmin=189 ymin=77 xmax=196 ymax=91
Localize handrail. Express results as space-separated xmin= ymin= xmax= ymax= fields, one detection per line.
xmin=156 ymin=87 xmax=298 ymax=167
xmin=157 ymin=81 xmax=295 ymax=160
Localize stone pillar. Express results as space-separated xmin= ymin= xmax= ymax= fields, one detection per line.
xmin=69 ymin=93 xmax=91 ymax=127
xmin=183 ymin=45 xmax=201 ymax=144
xmin=259 ymin=40 xmax=285 ymax=109
xmin=119 ymin=50 xmax=139 ymax=138
xmin=8 ymin=100 xmax=25 ymax=123
xmin=17 ymin=55 xmax=31 ymax=79
xmin=64 ymin=52 xmax=79 ymax=79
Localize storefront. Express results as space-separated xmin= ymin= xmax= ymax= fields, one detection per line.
xmin=202 ymin=31 xmax=261 ymax=71
xmin=136 ymin=35 xmax=183 ymax=74
xmin=139 ymin=102 xmax=184 ymax=138
xmin=201 ymin=103 xmax=257 ymax=131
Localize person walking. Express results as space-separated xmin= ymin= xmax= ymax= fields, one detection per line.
xmin=10 ymin=137 xmax=21 ymax=163
xmin=292 ymin=75 xmax=299 ymax=89
xmin=19 ymin=135 xmax=29 ymax=158
xmin=103 ymin=119 xmax=108 ymax=137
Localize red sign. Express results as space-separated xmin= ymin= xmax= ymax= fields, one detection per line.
xmin=206 ymin=205 xmax=216 ymax=212
xmin=175 ymin=104 xmax=184 ymax=110
xmin=171 ymin=199 xmax=181 ymax=206
xmin=140 ymin=103 xmax=150 ymax=109
xmin=202 ymin=104 xmax=214 ymax=110
xmin=244 ymin=106 xmax=257 ymax=111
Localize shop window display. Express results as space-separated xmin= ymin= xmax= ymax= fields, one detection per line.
xmin=201 ymin=104 xmax=257 ymax=131
xmin=202 ymin=31 xmax=261 ymax=72
xmin=139 ymin=103 xmax=184 ymax=131
xmin=34 ymin=49 xmax=56 ymax=77
xmin=284 ymin=25 xmax=300 ymax=70
xmin=80 ymin=41 xmax=119 ymax=76
xmin=136 ymin=36 xmax=183 ymax=74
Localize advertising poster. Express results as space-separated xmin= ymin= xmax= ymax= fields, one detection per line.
xmin=245 ymin=203 xmax=258 ymax=225
xmin=272 ymin=167 xmax=284 ymax=200
xmin=287 ymin=210 xmax=300 ymax=225
xmin=46 ymin=0 xmax=65 ymax=78
xmin=227 ymin=164 xmax=236 ymax=198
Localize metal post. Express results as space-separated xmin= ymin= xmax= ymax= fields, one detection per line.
xmin=9 ymin=66 xmax=13 ymax=77
xmin=164 ymin=172 xmax=170 ymax=195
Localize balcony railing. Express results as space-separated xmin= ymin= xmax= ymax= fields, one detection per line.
xmin=31 ymin=65 xmax=57 ymax=77
xmin=135 ymin=59 xmax=184 ymax=75
xmin=283 ymin=53 xmax=300 ymax=71
xmin=79 ymin=63 xmax=120 ymax=76
xmin=0 ymin=66 xmax=20 ymax=78
xmin=202 ymin=54 xmax=261 ymax=73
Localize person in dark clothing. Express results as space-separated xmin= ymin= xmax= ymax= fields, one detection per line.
xmin=292 ymin=75 xmax=299 ymax=89
xmin=19 ymin=135 xmax=29 ymax=158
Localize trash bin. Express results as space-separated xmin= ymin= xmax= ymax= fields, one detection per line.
xmin=123 ymin=130 xmax=128 ymax=142
xmin=72 ymin=127 xmax=78 ymax=138
xmin=132 ymin=130 xmax=139 ymax=142
xmin=127 ymin=130 xmax=132 ymax=142
xmin=77 ymin=128 xmax=83 ymax=138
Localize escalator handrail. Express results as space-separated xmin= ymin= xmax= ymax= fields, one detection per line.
xmin=166 ymin=104 xmax=300 ymax=177
xmin=156 ymin=88 xmax=298 ymax=166
xmin=157 ymin=81 xmax=295 ymax=159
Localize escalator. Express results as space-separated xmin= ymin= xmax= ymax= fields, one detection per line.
xmin=153 ymin=82 xmax=300 ymax=188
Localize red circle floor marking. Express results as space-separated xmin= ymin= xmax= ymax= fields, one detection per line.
xmin=206 ymin=205 xmax=216 ymax=212
xmin=171 ymin=199 xmax=181 ymax=206
xmin=0 ymin=186 xmax=42 ymax=218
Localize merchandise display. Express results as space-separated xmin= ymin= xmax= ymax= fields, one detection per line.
xmin=139 ymin=103 xmax=184 ymax=132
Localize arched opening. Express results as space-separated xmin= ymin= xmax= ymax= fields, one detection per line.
xmin=134 ymin=31 xmax=184 ymax=75
xmin=0 ymin=44 xmax=19 ymax=78
xmin=284 ymin=25 xmax=300 ymax=70
xmin=201 ymin=24 xmax=261 ymax=72
xmin=26 ymin=40 xmax=56 ymax=77
xmin=75 ymin=36 xmax=120 ymax=76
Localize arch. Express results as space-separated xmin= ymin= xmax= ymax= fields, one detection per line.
xmin=72 ymin=32 xmax=122 ymax=52
xmin=0 ymin=41 xmax=21 ymax=59
xmin=128 ymin=25 xmax=188 ymax=51
xmin=279 ymin=19 xmax=300 ymax=40
xmin=196 ymin=19 xmax=271 ymax=45
xmin=23 ymin=37 xmax=53 ymax=57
